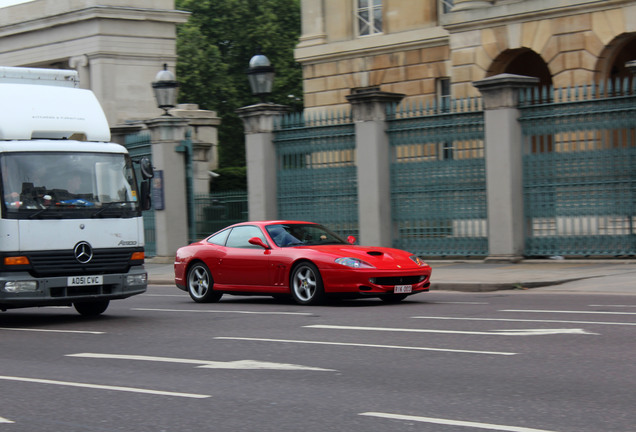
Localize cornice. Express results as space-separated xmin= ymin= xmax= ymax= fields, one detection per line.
xmin=295 ymin=27 xmax=449 ymax=65
xmin=0 ymin=6 xmax=190 ymax=38
xmin=441 ymin=0 xmax=631 ymax=32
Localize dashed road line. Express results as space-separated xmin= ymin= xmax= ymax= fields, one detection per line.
xmin=215 ymin=337 xmax=517 ymax=356
xmin=360 ymin=412 xmax=559 ymax=432
xmin=0 ymin=375 xmax=210 ymax=399
xmin=0 ymin=327 xmax=104 ymax=334
xmin=306 ymin=324 xmax=597 ymax=336
xmin=412 ymin=315 xmax=636 ymax=326
xmin=501 ymin=309 xmax=636 ymax=315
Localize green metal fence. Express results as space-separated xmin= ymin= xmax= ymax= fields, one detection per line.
xmin=387 ymin=98 xmax=487 ymax=256
xmin=273 ymin=111 xmax=358 ymax=238
xmin=520 ymin=80 xmax=636 ymax=257
xmin=193 ymin=191 xmax=248 ymax=241
xmin=124 ymin=132 xmax=156 ymax=257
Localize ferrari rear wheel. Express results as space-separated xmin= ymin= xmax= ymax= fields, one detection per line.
xmin=290 ymin=262 xmax=325 ymax=305
xmin=187 ymin=262 xmax=222 ymax=303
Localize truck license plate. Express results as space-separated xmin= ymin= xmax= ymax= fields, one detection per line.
xmin=394 ymin=284 xmax=412 ymax=293
xmin=68 ymin=275 xmax=103 ymax=286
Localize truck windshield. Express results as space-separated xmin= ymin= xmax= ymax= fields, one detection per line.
xmin=1 ymin=151 xmax=141 ymax=219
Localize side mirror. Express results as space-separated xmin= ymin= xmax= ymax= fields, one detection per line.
xmin=347 ymin=235 xmax=356 ymax=245
xmin=248 ymin=237 xmax=270 ymax=250
xmin=140 ymin=180 xmax=152 ymax=211
xmin=140 ymin=157 xmax=154 ymax=180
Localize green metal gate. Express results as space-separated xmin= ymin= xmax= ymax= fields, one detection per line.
xmin=273 ymin=112 xmax=358 ymax=238
xmin=520 ymin=81 xmax=636 ymax=257
xmin=124 ymin=132 xmax=156 ymax=257
xmin=388 ymin=99 xmax=487 ymax=257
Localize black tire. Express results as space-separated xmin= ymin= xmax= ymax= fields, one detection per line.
xmin=379 ymin=293 xmax=409 ymax=304
xmin=74 ymin=300 xmax=110 ymax=316
xmin=290 ymin=262 xmax=325 ymax=305
xmin=187 ymin=262 xmax=222 ymax=303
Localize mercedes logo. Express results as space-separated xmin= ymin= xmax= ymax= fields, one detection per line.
xmin=74 ymin=241 xmax=93 ymax=264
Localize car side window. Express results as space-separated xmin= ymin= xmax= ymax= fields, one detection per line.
xmin=207 ymin=229 xmax=230 ymax=246
xmin=225 ymin=225 xmax=266 ymax=248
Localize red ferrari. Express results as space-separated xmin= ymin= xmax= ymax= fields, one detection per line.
xmin=174 ymin=221 xmax=432 ymax=305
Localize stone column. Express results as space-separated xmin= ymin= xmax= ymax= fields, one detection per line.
xmin=145 ymin=116 xmax=190 ymax=257
xmin=297 ymin=0 xmax=326 ymax=48
xmin=170 ymin=104 xmax=221 ymax=196
xmin=452 ymin=0 xmax=492 ymax=11
xmin=473 ymin=74 xmax=539 ymax=262
xmin=346 ymin=87 xmax=405 ymax=247
xmin=236 ymin=103 xmax=290 ymax=221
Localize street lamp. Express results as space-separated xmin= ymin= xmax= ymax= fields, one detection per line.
xmin=151 ymin=64 xmax=179 ymax=115
xmin=247 ymin=52 xmax=275 ymax=102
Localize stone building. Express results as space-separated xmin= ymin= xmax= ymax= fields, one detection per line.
xmin=0 ymin=0 xmax=189 ymax=126
xmin=295 ymin=0 xmax=636 ymax=113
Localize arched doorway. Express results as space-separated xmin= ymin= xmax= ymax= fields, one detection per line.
xmin=487 ymin=48 xmax=552 ymax=88
xmin=596 ymin=33 xmax=636 ymax=85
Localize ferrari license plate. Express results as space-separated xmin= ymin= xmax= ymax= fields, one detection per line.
xmin=394 ymin=284 xmax=412 ymax=293
xmin=68 ymin=275 xmax=103 ymax=286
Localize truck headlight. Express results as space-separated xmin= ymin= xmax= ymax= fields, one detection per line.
xmin=3 ymin=281 xmax=39 ymax=293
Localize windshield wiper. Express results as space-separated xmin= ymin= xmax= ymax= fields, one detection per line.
xmin=92 ymin=201 xmax=137 ymax=217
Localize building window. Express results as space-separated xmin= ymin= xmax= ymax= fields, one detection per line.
xmin=437 ymin=77 xmax=451 ymax=111
xmin=357 ymin=0 xmax=382 ymax=36
xmin=441 ymin=0 xmax=454 ymax=13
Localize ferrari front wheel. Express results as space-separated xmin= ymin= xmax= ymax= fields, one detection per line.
xmin=187 ymin=262 xmax=222 ymax=303
xmin=290 ymin=262 xmax=325 ymax=305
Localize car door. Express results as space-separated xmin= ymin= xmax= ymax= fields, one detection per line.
xmin=219 ymin=225 xmax=271 ymax=289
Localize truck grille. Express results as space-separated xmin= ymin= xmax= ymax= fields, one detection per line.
xmin=27 ymin=248 xmax=137 ymax=277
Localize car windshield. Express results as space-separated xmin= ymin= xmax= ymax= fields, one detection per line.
xmin=1 ymin=151 xmax=140 ymax=219
xmin=266 ymin=223 xmax=347 ymax=247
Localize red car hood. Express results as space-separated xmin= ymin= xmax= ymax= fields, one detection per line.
xmin=299 ymin=245 xmax=426 ymax=270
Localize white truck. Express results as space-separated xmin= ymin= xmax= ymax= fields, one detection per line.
xmin=0 ymin=66 xmax=153 ymax=316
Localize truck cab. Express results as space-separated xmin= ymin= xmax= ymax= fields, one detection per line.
xmin=0 ymin=66 xmax=152 ymax=316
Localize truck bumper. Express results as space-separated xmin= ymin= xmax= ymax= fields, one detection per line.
xmin=0 ymin=266 xmax=147 ymax=309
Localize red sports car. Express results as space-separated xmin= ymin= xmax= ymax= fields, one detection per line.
xmin=174 ymin=221 xmax=432 ymax=305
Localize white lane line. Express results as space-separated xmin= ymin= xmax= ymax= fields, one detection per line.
xmin=0 ymin=416 xmax=14 ymax=424
xmin=360 ymin=412 xmax=558 ymax=432
xmin=412 ymin=315 xmax=636 ymax=326
xmin=588 ymin=304 xmax=636 ymax=308
xmin=306 ymin=324 xmax=597 ymax=336
xmin=215 ymin=337 xmax=516 ymax=356
xmin=67 ymin=353 xmax=334 ymax=371
xmin=0 ymin=375 xmax=210 ymax=399
xmin=502 ymin=309 xmax=636 ymax=315
xmin=0 ymin=327 xmax=104 ymax=334
xmin=133 ymin=307 xmax=311 ymax=316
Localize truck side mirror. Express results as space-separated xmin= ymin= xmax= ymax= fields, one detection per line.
xmin=140 ymin=180 xmax=152 ymax=211
xmin=140 ymin=157 xmax=154 ymax=180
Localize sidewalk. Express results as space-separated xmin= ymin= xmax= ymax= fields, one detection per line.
xmin=146 ymin=259 xmax=636 ymax=294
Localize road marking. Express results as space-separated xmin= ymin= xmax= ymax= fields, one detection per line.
xmin=502 ymin=309 xmax=636 ymax=315
xmin=306 ymin=324 xmax=597 ymax=336
xmin=215 ymin=337 xmax=516 ymax=356
xmin=0 ymin=416 xmax=14 ymax=424
xmin=67 ymin=353 xmax=334 ymax=371
xmin=0 ymin=327 xmax=104 ymax=334
xmin=588 ymin=304 xmax=636 ymax=308
xmin=360 ymin=412 xmax=558 ymax=432
xmin=412 ymin=316 xmax=636 ymax=326
xmin=133 ymin=307 xmax=311 ymax=316
xmin=0 ymin=375 xmax=210 ymax=399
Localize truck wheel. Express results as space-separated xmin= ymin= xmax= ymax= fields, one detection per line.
xmin=74 ymin=300 xmax=110 ymax=316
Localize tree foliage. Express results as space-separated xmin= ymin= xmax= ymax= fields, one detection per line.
xmin=175 ymin=0 xmax=302 ymax=170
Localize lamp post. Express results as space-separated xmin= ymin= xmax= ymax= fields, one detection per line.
xmin=151 ymin=64 xmax=179 ymax=115
xmin=247 ymin=52 xmax=275 ymax=103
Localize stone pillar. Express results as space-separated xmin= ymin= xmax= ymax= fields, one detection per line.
xmin=297 ymin=0 xmax=326 ymax=48
xmin=145 ymin=116 xmax=190 ymax=257
xmin=473 ymin=74 xmax=539 ymax=262
xmin=236 ymin=103 xmax=290 ymax=221
xmin=346 ymin=87 xmax=405 ymax=247
xmin=452 ymin=0 xmax=492 ymax=11
xmin=170 ymin=104 xmax=221 ymax=196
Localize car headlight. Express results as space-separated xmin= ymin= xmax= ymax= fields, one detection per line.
xmin=409 ymin=255 xmax=427 ymax=267
xmin=335 ymin=257 xmax=375 ymax=269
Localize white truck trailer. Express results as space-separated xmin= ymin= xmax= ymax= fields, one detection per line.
xmin=0 ymin=66 xmax=153 ymax=316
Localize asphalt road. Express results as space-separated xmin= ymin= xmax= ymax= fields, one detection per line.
xmin=1 ymin=286 xmax=635 ymax=432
